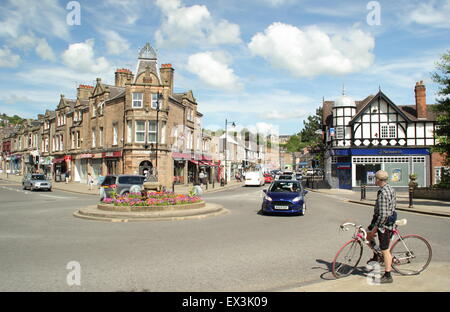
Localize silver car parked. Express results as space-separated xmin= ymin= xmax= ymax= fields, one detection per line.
xmin=22 ymin=174 xmax=52 ymax=191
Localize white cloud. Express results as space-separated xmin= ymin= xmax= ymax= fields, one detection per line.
xmin=248 ymin=22 xmax=375 ymax=77
xmin=0 ymin=0 xmax=70 ymax=40
xmin=187 ymin=52 xmax=243 ymax=91
xmin=61 ymin=39 xmax=110 ymax=74
xmin=99 ymin=30 xmax=130 ymax=55
xmin=406 ymin=0 xmax=450 ymax=29
xmin=0 ymin=46 xmax=20 ymax=67
xmin=102 ymin=0 xmax=141 ymax=25
xmin=261 ymin=0 xmax=296 ymax=7
xmin=155 ymin=0 xmax=241 ymax=47
xmin=11 ymin=34 xmax=56 ymax=61
xmin=260 ymin=108 xmax=308 ymax=120
xmin=35 ymin=38 xmax=56 ymax=61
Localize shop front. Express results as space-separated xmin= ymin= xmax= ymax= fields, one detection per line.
xmin=39 ymin=156 xmax=53 ymax=179
xmin=103 ymin=151 xmax=122 ymax=175
xmin=172 ymin=152 xmax=190 ymax=184
xmin=351 ymin=148 xmax=429 ymax=188
xmin=52 ymin=156 xmax=70 ymax=182
xmin=74 ymin=153 xmax=92 ymax=183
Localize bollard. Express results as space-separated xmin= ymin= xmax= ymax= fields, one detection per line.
xmin=409 ymin=186 xmax=413 ymax=208
xmin=361 ymin=185 xmax=366 ymax=200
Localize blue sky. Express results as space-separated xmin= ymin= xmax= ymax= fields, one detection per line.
xmin=0 ymin=0 xmax=449 ymax=135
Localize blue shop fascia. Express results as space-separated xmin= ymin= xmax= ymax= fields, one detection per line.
xmin=328 ymin=147 xmax=430 ymax=190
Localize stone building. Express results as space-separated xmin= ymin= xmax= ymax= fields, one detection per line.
xmin=2 ymin=43 xmax=208 ymax=190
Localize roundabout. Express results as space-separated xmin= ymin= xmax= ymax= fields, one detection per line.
xmin=73 ymin=190 xmax=228 ymax=222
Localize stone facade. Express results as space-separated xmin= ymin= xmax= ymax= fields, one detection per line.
xmin=1 ymin=43 xmax=209 ymax=190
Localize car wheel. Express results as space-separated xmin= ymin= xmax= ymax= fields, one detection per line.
xmin=22 ymin=183 xmax=26 ymax=190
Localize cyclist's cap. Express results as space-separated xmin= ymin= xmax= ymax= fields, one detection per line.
xmin=375 ymin=170 xmax=389 ymax=181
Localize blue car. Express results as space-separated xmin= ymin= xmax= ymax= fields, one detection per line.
xmin=261 ymin=180 xmax=308 ymax=215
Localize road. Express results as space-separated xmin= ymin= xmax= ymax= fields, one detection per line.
xmin=0 ymin=180 xmax=449 ymax=291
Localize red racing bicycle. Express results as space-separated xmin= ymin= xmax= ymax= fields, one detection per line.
xmin=331 ymin=219 xmax=432 ymax=278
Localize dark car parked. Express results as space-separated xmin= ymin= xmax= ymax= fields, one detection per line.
xmin=99 ymin=174 xmax=146 ymax=200
xmin=261 ymin=180 xmax=308 ymax=215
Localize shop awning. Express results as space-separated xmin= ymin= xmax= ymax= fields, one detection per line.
xmin=189 ymin=160 xmax=200 ymax=165
xmin=172 ymin=152 xmax=191 ymax=160
xmin=200 ymin=160 xmax=216 ymax=166
xmin=52 ymin=158 xmax=65 ymax=164
xmin=201 ymin=155 xmax=212 ymax=161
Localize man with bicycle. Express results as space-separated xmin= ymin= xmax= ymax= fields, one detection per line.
xmin=366 ymin=170 xmax=397 ymax=284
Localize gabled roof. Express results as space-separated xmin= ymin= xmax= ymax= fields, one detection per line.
xmin=348 ymin=91 xmax=412 ymax=125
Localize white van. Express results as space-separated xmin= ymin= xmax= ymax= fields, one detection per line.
xmin=244 ymin=171 xmax=265 ymax=186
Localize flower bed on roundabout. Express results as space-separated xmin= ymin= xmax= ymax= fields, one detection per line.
xmin=98 ymin=191 xmax=205 ymax=212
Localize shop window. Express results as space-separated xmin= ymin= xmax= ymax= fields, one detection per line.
xmin=356 ymin=163 xmax=381 ymax=186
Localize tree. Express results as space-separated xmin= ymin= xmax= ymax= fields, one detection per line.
xmin=300 ymin=107 xmax=322 ymax=143
xmin=431 ymin=50 xmax=450 ymax=166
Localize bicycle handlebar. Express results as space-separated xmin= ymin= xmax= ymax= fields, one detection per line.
xmin=339 ymin=222 xmax=368 ymax=242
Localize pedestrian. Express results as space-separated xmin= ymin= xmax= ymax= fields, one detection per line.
xmin=199 ymin=171 xmax=205 ymax=185
xmin=366 ymin=170 xmax=397 ymax=284
xmin=65 ymin=170 xmax=70 ymax=184
xmin=87 ymin=172 xmax=94 ymax=190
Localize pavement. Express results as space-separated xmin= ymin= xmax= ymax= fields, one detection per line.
xmin=0 ymin=172 xmax=244 ymax=197
xmin=287 ymin=261 xmax=450 ymax=292
xmin=305 ymin=187 xmax=450 ymax=218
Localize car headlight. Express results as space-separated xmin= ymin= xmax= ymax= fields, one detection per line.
xmin=292 ymin=196 xmax=302 ymax=202
xmin=264 ymin=195 xmax=272 ymax=202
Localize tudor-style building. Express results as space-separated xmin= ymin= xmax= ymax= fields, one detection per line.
xmin=323 ymin=81 xmax=443 ymax=190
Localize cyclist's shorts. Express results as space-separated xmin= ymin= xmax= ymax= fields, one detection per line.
xmin=378 ymin=229 xmax=393 ymax=251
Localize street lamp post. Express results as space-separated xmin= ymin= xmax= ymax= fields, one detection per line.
xmin=224 ymin=119 xmax=236 ymax=185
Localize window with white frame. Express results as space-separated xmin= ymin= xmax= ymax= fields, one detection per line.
xmin=381 ymin=124 xmax=396 ymax=138
xmin=148 ymin=121 xmax=157 ymax=143
xmin=92 ymin=129 xmax=96 ymax=147
xmin=135 ymin=121 xmax=145 ymax=143
xmin=389 ymin=125 xmax=396 ymax=138
xmin=161 ymin=121 xmax=166 ymax=144
xmin=336 ymin=126 xmax=344 ymax=139
xmin=133 ymin=93 xmax=143 ymax=108
xmin=112 ymin=125 xmax=118 ymax=145
xmin=151 ymin=93 xmax=158 ymax=109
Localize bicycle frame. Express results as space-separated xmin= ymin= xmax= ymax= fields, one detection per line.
xmin=342 ymin=222 xmax=417 ymax=264
xmin=334 ymin=219 xmax=431 ymax=278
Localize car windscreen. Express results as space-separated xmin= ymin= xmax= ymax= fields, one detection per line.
xmin=278 ymin=175 xmax=292 ymax=180
xmin=269 ymin=181 xmax=301 ymax=193
xmin=31 ymin=175 xmax=46 ymax=180
xmin=102 ymin=176 xmax=116 ymax=186
xmin=118 ymin=176 xmax=145 ymax=185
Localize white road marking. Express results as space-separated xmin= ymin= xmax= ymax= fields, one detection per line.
xmin=0 ymin=185 xmax=75 ymax=199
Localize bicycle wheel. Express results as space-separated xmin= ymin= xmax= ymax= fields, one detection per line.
xmin=332 ymin=239 xmax=363 ymax=278
xmin=390 ymin=234 xmax=432 ymax=275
